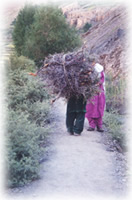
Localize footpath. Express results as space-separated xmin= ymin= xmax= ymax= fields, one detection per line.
xmin=7 ymin=98 xmax=128 ymax=200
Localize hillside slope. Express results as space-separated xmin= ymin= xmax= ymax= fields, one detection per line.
xmin=82 ymin=6 xmax=127 ymax=79
xmin=62 ymin=3 xmax=128 ymax=79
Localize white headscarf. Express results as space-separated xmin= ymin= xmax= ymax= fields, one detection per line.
xmin=95 ymin=63 xmax=105 ymax=91
xmin=94 ymin=63 xmax=104 ymax=73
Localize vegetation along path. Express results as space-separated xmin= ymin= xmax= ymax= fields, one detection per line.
xmin=8 ymin=98 xmax=128 ymax=200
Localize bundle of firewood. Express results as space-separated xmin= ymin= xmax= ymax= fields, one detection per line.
xmin=37 ymin=49 xmax=100 ymax=100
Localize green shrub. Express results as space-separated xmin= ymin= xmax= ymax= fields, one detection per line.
xmin=8 ymin=53 xmax=36 ymax=71
xmin=103 ymin=111 xmax=126 ymax=151
xmin=104 ymin=74 xmax=127 ymax=151
xmin=16 ymin=101 xmax=50 ymax=126
xmin=105 ymin=74 xmax=126 ymax=114
xmin=83 ymin=22 xmax=92 ymax=32
xmin=6 ymin=55 xmax=51 ymax=187
xmin=6 ymin=111 xmax=48 ymax=187
xmin=7 ymin=69 xmax=49 ymax=110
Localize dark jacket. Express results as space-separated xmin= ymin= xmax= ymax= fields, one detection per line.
xmin=67 ymin=95 xmax=86 ymax=113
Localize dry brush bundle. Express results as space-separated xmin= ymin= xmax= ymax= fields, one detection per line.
xmin=37 ymin=49 xmax=100 ymax=100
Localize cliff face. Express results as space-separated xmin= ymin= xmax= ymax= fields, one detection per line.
xmin=61 ymin=3 xmax=128 ymax=79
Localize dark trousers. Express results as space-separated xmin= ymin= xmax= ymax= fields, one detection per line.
xmin=66 ymin=112 xmax=85 ymax=134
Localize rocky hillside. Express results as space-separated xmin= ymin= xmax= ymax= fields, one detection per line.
xmin=61 ymin=3 xmax=128 ymax=79
xmin=61 ymin=3 xmax=112 ymax=29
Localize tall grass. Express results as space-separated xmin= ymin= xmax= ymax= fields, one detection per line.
xmin=105 ymin=74 xmax=126 ymax=114
xmin=104 ymin=73 xmax=127 ymax=151
xmin=103 ymin=111 xmax=126 ymax=151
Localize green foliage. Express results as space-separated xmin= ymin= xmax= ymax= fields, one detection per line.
xmin=7 ymin=69 xmax=49 ymax=110
xmin=8 ymin=53 xmax=36 ymax=71
xmin=6 ymin=54 xmax=36 ymax=72
xmin=6 ymin=55 xmax=50 ymax=187
xmin=104 ymin=74 xmax=127 ymax=151
xmin=13 ymin=4 xmax=36 ymax=56
xmin=105 ymin=74 xmax=126 ymax=114
xmin=13 ymin=5 xmax=81 ymax=64
xmin=104 ymin=111 xmax=126 ymax=151
xmin=83 ymin=22 xmax=92 ymax=32
xmin=6 ymin=111 xmax=48 ymax=187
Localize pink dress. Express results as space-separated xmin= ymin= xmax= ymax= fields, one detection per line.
xmin=85 ymin=71 xmax=105 ymax=128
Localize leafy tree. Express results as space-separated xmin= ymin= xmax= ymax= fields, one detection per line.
xmin=13 ymin=5 xmax=81 ymax=65
xmin=13 ymin=4 xmax=36 ymax=55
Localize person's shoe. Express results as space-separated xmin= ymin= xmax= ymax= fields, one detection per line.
xmin=87 ymin=127 xmax=95 ymax=131
xmin=74 ymin=133 xmax=81 ymax=136
xmin=68 ymin=131 xmax=74 ymax=135
xmin=97 ymin=127 xmax=104 ymax=132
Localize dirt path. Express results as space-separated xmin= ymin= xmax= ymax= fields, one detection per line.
xmin=7 ymin=98 xmax=128 ymax=200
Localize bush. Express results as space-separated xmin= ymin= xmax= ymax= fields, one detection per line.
xmin=104 ymin=73 xmax=127 ymax=151
xmin=8 ymin=53 xmax=36 ymax=71
xmin=105 ymin=74 xmax=126 ymax=114
xmin=103 ymin=111 xmax=126 ymax=151
xmin=7 ymin=69 xmax=49 ymax=110
xmin=6 ymin=56 xmax=51 ymax=187
xmin=6 ymin=111 xmax=49 ymax=187
xmin=83 ymin=22 xmax=92 ymax=32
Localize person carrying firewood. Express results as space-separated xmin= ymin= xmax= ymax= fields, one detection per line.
xmin=34 ymin=48 xmax=103 ymax=135
xmin=66 ymin=94 xmax=86 ymax=136
xmin=85 ymin=57 xmax=105 ymax=132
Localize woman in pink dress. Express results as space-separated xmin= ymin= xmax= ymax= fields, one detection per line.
xmin=85 ymin=63 xmax=105 ymax=132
